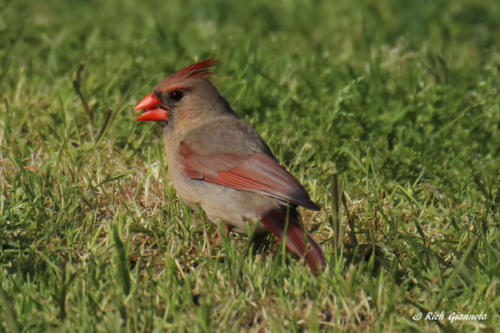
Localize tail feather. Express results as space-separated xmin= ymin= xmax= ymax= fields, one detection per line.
xmin=261 ymin=207 xmax=326 ymax=274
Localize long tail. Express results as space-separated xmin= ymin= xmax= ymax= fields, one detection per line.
xmin=261 ymin=207 xmax=326 ymax=275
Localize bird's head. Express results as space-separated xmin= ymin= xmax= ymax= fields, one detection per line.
xmin=133 ymin=58 xmax=223 ymax=126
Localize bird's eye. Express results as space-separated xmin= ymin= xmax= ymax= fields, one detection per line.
xmin=169 ymin=90 xmax=183 ymax=101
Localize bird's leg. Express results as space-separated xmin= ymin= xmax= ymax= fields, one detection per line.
xmin=224 ymin=223 xmax=232 ymax=237
xmin=216 ymin=223 xmax=233 ymax=245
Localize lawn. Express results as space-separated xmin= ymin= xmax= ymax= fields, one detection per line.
xmin=1 ymin=0 xmax=499 ymax=331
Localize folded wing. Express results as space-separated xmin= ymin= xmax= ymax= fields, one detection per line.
xmin=178 ymin=141 xmax=320 ymax=211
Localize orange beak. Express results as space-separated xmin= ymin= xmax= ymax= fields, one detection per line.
xmin=133 ymin=92 xmax=168 ymax=122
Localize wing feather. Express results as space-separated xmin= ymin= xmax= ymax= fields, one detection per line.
xmin=178 ymin=141 xmax=319 ymax=210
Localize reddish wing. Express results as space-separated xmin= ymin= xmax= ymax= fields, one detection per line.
xmin=178 ymin=141 xmax=320 ymax=210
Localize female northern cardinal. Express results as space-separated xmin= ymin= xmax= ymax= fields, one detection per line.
xmin=133 ymin=58 xmax=326 ymax=274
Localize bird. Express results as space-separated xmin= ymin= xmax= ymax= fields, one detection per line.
xmin=133 ymin=58 xmax=326 ymax=274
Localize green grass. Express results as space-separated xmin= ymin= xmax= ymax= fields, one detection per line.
xmin=1 ymin=0 xmax=499 ymax=331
